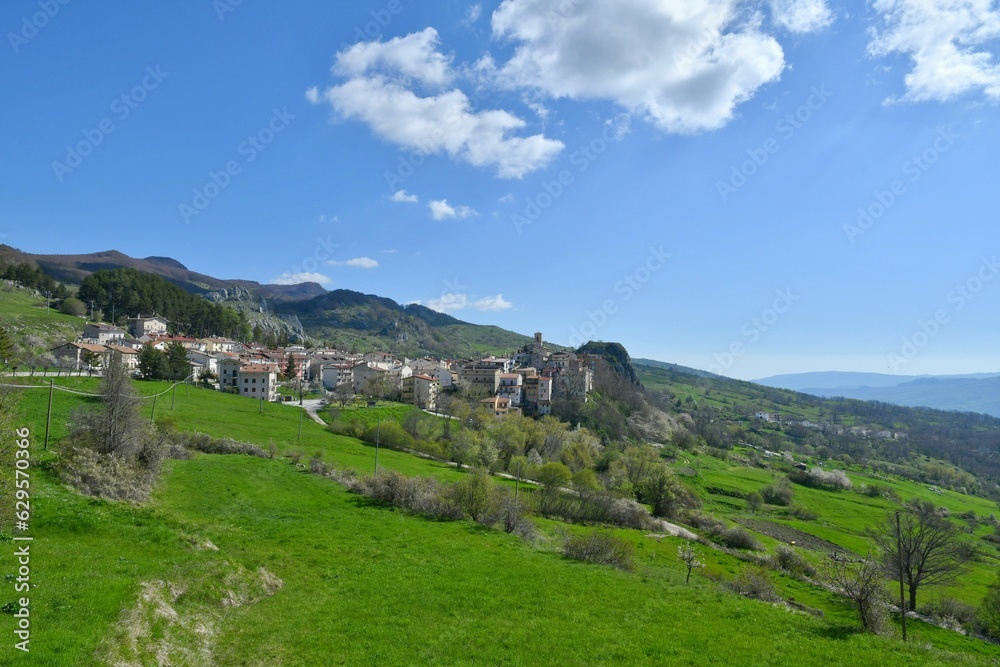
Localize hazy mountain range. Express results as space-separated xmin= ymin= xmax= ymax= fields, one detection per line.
xmin=756 ymin=371 xmax=1000 ymax=417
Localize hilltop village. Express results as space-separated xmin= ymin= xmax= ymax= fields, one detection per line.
xmin=51 ymin=318 xmax=595 ymax=415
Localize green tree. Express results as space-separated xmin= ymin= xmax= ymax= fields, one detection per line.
xmin=746 ymin=490 xmax=764 ymax=514
xmin=82 ymin=350 xmax=101 ymax=375
xmin=450 ymin=468 xmax=498 ymax=525
xmin=138 ymin=346 xmax=167 ymax=380
xmin=59 ymin=297 xmax=87 ymax=317
xmin=165 ymin=342 xmax=190 ymax=380
xmin=283 ymin=353 xmax=297 ymax=381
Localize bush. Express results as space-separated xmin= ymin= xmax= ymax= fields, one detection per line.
xmin=716 ymin=526 xmax=761 ymax=550
xmin=922 ymin=597 xmax=977 ymax=633
xmin=350 ymin=471 xmax=463 ymax=521
xmin=787 ymin=505 xmax=818 ymax=521
xmin=563 ymin=530 xmax=636 ymax=571
xmin=450 ymin=468 xmax=501 ymax=526
xmin=683 ymin=512 xmax=761 ymax=550
xmin=790 ymin=467 xmax=852 ymax=491
xmin=58 ymin=446 xmax=161 ymax=502
xmin=760 ymin=479 xmax=794 ymax=506
xmin=772 ymin=545 xmax=816 ymax=577
xmin=169 ymin=430 xmax=270 ymax=458
xmin=729 ymin=566 xmax=779 ymax=602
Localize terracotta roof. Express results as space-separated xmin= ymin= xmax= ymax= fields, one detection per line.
xmin=105 ymin=344 xmax=138 ymax=355
xmin=239 ymin=364 xmax=278 ymax=374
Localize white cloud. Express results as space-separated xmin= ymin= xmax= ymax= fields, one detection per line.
xmin=271 ymin=272 xmax=333 ymax=285
xmin=464 ymin=4 xmax=483 ymax=26
xmin=427 ymin=293 xmax=468 ymax=313
xmin=334 ymin=28 xmax=453 ymax=87
xmin=472 ymin=294 xmax=513 ymax=311
xmin=490 ymin=0 xmax=786 ymax=133
xmin=427 ymin=292 xmax=513 ymax=313
xmin=318 ymin=213 xmax=339 ymax=223
xmin=309 ymin=28 xmax=564 ymax=178
xmin=383 ymin=248 xmax=399 ymax=254
xmin=869 ymin=0 xmax=1000 ymax=102
xmin=498 ymin=193 xmax=514 ymax=203
xmin=327 ymin=257 xmax=380 ymax=269
xmin=391 ymin=189 xmax=419 ymax=203
xmin=768 ymin=0 xmax=833 ymax=34
xmin=429 ymin=199 xmax=478 ymax=220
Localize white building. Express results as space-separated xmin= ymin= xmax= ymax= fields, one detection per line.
xmin=237 ymin=364 xmax=278 ymax=402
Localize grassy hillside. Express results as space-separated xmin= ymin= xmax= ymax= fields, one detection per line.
xmin=4 ymin=379 xmax=1000 ymax=664
xmin=0 ymin=284 xmax=86 ymax=354
xmin=637 ymin=362 xmax=1000 ymax=497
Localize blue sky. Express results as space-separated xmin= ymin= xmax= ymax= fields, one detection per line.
xmin=3 ymin=0 xmax=1000 ymax=379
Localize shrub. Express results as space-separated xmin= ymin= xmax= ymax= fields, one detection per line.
xmin=729 ymin=566 xmax=778 ymax=602
xmin=169 ymin=430 xmax=269 ymax=458
xmin=717 ymin=526 xmax=761 ymax=550
xmin=58 ymin=446 xmax=161 ymax=502
xmin=923 ymin=597 xmax=977 ymax=632
xmin=795 ymin=467 xmax=852 ymax=490
xmin=683 ymin=512 xmax=761 ymax=550
xmin=350 ymin=471 xmax=463 ymax=521
xmin=787 ymin=505 xmax=818 ymax=521
xmin=450 ymin=468 xmax=501 ymax=526
xmin=772 ymin=546 xmax=816 ymax=577
xmin=745 ymin=491 xmax=764 ymax=514
xmin=760 ymin=479 xmax=794 ymax=506
xmin=563 ymin=531 xmax=636 ymax=571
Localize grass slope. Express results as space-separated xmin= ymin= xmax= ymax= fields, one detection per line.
xmin=4 ymin=380 xmax=1000 ymax=664
xmin=0 ymin=285 xmax=85 ymax=352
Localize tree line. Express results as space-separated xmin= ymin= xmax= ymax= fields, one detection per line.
xmin=78 ymin=268 xmax=251 ymax=341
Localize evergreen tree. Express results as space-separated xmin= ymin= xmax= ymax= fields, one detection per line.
xmin=138 ymin=346 xmax=167 ymax=380
xmin=165 ymin=342 xmax=190 ymax=380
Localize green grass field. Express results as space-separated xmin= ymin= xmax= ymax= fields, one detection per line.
xmin=4 ymin=378 xmax=1000 ymax=664
xmin=0 ymin=286 xmax=86 ymax=352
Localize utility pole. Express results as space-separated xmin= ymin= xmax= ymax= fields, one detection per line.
xmin=150 ymin=394 xmax=157 ymax=424
xmin=896 ymin=510 xmax=907 ymax=641
xmin=44 ymin=379 xmax=54 ymax=450
xmin=171 ymin=383 xmax=177 ymax=410
xmin=298 ymin=408 xmax=303 ymax=440
xmin=514 ymin=459 xmax=521 ymax=504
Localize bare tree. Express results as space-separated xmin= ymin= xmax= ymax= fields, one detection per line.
xmin=94 ymin=351 xmax=145 ymax=457
xmin=333 ymin=382 xmax=354 ymax=408
xmin=58 ymin=352 xmax=166 ymax=500
xmin=871 ymin=500 xmax=971 ymax=611
xmin=824 ymin=553 xmax=888 ymax=634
